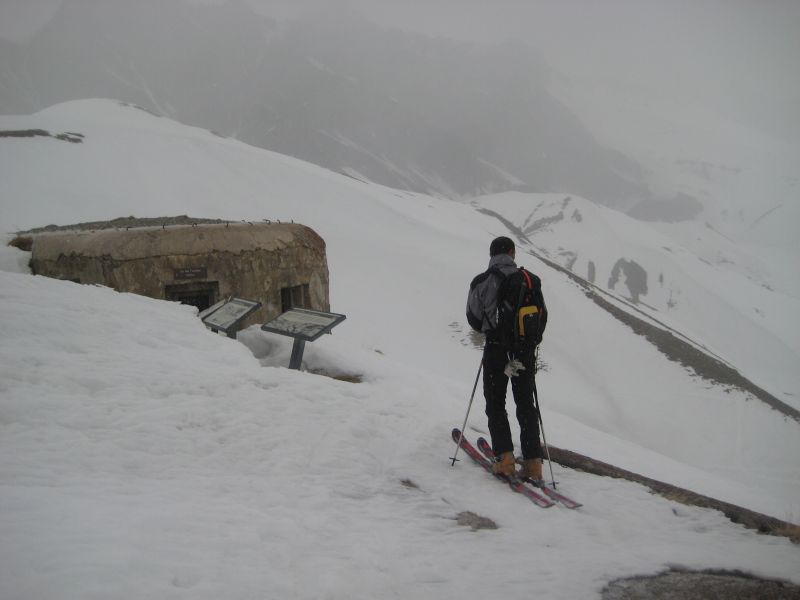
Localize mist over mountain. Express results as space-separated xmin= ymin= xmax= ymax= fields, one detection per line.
xmin=0 ymin=0 xmax=651 ymax=207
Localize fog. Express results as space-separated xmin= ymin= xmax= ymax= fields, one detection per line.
xmin=3 ymin=0 xmax=797 ymax=138
xmin=0 ymin=0 xmax=798 ymax=226
xmin=249 ymin=0 xmax=800 ymax=141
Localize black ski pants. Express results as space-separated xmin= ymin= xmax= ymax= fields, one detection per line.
xmin=483 ymin=342 xmax=543 ymax=460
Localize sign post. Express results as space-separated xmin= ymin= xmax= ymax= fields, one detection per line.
xmin=200 ymin=297 xmax=262 ymax=338
xmin=261 ymin=308 xmax=347 ymax=370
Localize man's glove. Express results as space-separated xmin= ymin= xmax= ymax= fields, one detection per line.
xmin=504 ymin=358 xmax=526 ymax=378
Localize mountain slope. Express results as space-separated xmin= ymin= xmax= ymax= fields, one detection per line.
xmin=1 ymin=100 xmax=798 ymax=598
xmin=472 ymin=192 xmax=800 ymax=406
xmin=2 ymin=97 xmax=798 ymax=514
xmin=548 ymin=68 xmax=800 ymax=252
xmin=2 ymin=267 xmax=798 ymax=600
xmin=0 ymin=0 xmax=648 ymax=204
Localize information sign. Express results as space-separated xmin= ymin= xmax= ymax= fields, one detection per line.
xmin=201 ymin=297 xmax=261 ymax=337
xmin=174 ymin=267 xmax=207 ymax=280
xmin=261 ymin=308 xmax=347 ymax=369
xmin=261 ymin=308 xmax=347 ymax=342
xmin=198 ymin=297 xmax=229 ymax=321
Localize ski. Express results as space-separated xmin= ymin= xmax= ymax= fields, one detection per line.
xmin=451 ymin=428 xmax=554 ymax=508
xmin=476 ymin=436 xmax=582 ymax=509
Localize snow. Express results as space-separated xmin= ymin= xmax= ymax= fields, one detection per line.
xmin=1 ymin=100 xmax=799 ymax=599
xmin=1 ymin=268 xmax=798 ymax=600
xmin=0 ymin=237 xmax=29 ymax=274
xmin=471 ymin=191 xmax=800 ymax=404
xmin=548 ymin=69 xmax=800 ymax=256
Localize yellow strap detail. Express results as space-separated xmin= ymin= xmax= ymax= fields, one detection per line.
xmin=518 ymin=305 xmax=539 ymax=335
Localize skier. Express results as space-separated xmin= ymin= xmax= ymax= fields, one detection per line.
xmin=466 ymin=236 xmax=548 ymax=479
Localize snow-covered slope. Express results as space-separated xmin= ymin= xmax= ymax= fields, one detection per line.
xmin=472 ymin=191 xmax=800 ymax=405
xmin=1 ymin=100 xmax=798 ymax=598
xmin=3 ymin=268 xmax=798 ymax=600
xmin=548 ymin=72 xmax=800 ymax=254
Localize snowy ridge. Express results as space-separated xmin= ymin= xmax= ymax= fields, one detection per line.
xmin=1 ymin=100 xmax=798 ymax=599
xmin=548 ymin=71 xmax=800 ymax=254
xmin=473 ymin=191 xmax=800 ymax=407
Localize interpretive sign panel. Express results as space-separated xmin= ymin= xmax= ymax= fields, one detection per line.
xmin=201 ymin=297 xmax=261 ymax=336
xmin=261 ymin=308 xmax=347 ymax=342
xmin=198 ymin=297 xmax=229 ymax=321
xmin=261 ymin=308 xmax=347 ymax=369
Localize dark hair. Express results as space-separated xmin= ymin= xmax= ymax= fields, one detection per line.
xmin=489 ymin=236 xmax=515 ymax=256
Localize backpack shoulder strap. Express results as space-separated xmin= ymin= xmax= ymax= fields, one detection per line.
xmin=518 ymin=267 xmax=542 ymax=290
xmin=520 ymin=267 xmax=533 ymax=289
xmin=469 ymin=266 xmax=506 ymax=290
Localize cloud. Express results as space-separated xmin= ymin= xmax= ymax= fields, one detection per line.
xmin=0 ymin=0 xmax=62 ymax=42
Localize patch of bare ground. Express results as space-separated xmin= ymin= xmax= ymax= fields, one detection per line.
xmin=602 ymin=568 xmax=800 ymax=600
xmin=455 ymin=511 xmax=498 ymax=531
xmin=548 ymin=445 xmax=799 ymax=543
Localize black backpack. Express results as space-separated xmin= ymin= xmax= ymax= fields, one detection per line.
xmin=467 ymin=266 xmax=547 ymax=349
xmin=466 ymin=266 xmax=504 ymax=332
xmin=496 ymin=267 xmax=547 ymax=349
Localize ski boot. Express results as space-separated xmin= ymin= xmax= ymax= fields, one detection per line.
xmin=492 ymin=451 xmax=517 ymax=476
xmin=519 ymin=458 xmax=543 ymax=482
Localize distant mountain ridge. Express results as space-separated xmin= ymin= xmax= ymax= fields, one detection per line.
xmin=0 ymin=0 xmax=651 ymax=207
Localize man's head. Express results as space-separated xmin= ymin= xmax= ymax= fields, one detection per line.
xmin=489 ymin=236 xmax=515 ymax=257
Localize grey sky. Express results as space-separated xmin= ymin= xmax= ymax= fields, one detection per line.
xmin=1 ymin=0 xmax=797 ymax=139
xmin=7 ymin=0 xmax=795 ymax=130
xmin=339 ymin=0 xmax=800 ymax=132
xmin=3 ymin=0 xmax=797 ymax=90
xmin=0 ymin=0 xmax=61 ymax=42
xmin=264 ymin=0 xmax=799 ymax=142
xmin=0 ymin=0 xmax=797 ymax=229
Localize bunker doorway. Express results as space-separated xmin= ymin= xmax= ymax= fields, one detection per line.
xmin=166 ymin=281 xmax=220 ymax=312
xmin=281 ymin=284 xmax=311 ymax=312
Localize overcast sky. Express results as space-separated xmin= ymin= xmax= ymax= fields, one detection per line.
xmin=3 ymin=0 xmax=798 ymax=86
xmin=1 ymin=0 xmax=798 ymax=139
xmin=341 ymin=0 xmax=800 ymax=124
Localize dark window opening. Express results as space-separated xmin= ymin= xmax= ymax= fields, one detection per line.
xmin=281 ymin=284 xmax=310 ymax=312
xmin=165 ymin=281 xmax=219 ymax=312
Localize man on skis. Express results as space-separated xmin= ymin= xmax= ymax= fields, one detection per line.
xmin=466 ymin=236 xmax=548 ymax=480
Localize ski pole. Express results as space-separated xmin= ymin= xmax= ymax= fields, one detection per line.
xmin=451 ymin=357 xmax=483 ymax=466
xmin=532 ymin=377 xmax=557 ymax=488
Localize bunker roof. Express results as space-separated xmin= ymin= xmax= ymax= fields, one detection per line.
xmin=31 ymin=222 xmax=324 ymax=261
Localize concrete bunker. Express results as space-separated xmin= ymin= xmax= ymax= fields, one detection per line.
xmin=28 ymin=221 xmax=330 ymax=329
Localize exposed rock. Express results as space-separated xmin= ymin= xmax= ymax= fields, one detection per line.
xmin=547 ymin=445 xmax=799 ymax=543
xmin=603 ymin=568 xmax=800 ymax=600
xmin=608 ymin=258 xmax=648 ymax=303
xmin=456 ymin=511 xmax=498 ymax=531
xmin=0 ymin=129 xmax=84 ymax=143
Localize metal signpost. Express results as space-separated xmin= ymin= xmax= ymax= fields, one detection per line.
xmin=200 ymin=297 xmax=262 ymax=338
xmin=261 ymin=308 xmax=347 ymax=370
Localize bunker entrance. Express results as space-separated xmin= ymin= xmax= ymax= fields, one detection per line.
xmin=281 ymin=283 xmax=311 ymax=312
xmin=165 ymin=281 xmax=219 ymax=312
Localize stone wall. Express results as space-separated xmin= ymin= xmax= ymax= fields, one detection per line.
xmin=30 ymin=222 xmax=330 ymax=328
